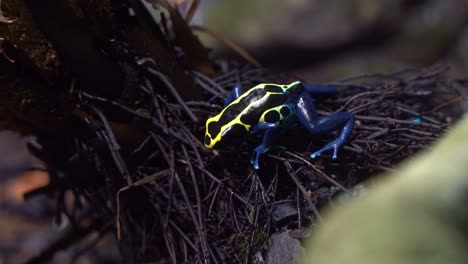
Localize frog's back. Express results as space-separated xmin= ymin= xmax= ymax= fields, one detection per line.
xmin=205 ymin=84 xmax=288 ymax=148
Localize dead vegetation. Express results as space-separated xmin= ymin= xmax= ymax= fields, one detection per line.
xmin=0 ymin=1 xmax=466 ymax=263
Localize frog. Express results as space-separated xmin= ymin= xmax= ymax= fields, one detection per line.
xmin=204 ymin=81 xmax=355 ymax=170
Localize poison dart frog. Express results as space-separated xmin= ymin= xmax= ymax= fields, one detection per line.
xmin=204 ymin=81 xmax=355 ymax=170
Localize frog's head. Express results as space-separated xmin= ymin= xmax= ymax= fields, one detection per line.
xmin=204 ymin=117 xmax=222 ymax=149
xmin=285 ymin=81 xmax=304 ymax=95
xmin=205 ymin=116 xmax=247 ymax=149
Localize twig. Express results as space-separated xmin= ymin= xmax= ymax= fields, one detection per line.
xmin=146 ymin=67 xmax=199 ymax=122
xmin=284 ymin=151 xmax=349 ymax=192
xmin=89 ymin=106 xmax=132 ymax=185
xmin=284 ymin=161 xmax=322 ymax=222
xmin=116 ymin=169 xmax=170 ymax=240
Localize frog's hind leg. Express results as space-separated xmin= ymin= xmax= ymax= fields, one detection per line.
xmin=303 ymin=84 xmax=337 ymax=96
xmin=296 ymin=92 xmax=354 ymax=159
xmin=224 ymin=84 xmax=243 ymax=107
xmin=308 ymin=112 xmax=354 ymax=159
xmin=251 ymin=122 xmax=280 ymax=170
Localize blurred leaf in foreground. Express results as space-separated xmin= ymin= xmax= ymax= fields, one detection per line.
xmin=301 ymin=114 xmax=468 ymax=264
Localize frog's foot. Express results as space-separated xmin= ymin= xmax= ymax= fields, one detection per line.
xmin=251 ymin=145 xmax=268 ymax=170
xmin=310 ymin=138 xmax=343 ymax=159
xmin=224 ymin=83 xmax=243 ymax=107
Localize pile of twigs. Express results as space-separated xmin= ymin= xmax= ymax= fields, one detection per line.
xmin=2 ymin=0 xmax=464 ymax=263
xmin=27 ymin=60 xmax=465 ymax=263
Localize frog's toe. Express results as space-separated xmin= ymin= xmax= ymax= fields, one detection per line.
xmin=251 ymin=146 xmax=267 ymax=170
xmin=251 ymin=154 xmax=261 ymax=170
xmin=310 ymin=144 xmax=335 ymax=159
xmin=253 ymin=161 xmax=260 ymax=170
xmin=332 ymin=145 xmax=339 ymax=159
xmin=310 ymin=151 xmax=321 ymax=159
xmin=311 ymin=146 xmax=330 ymax=158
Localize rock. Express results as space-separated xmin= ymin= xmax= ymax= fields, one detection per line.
xmin=271 ymin=202 xmax=298 ymax=227
xmin=265 ymin=231 xmax=304 ymax=264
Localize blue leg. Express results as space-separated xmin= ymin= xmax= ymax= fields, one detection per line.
xmin=250 ymin=123 xmax=280 ymax=170
xmin=252 ymin=122 xmax=277 ymax=136
xmin=224 ymin=83 xmax=243 ymax=107
xmin=303 ymin=84 xmax=337 ymax=96
xmin=295 ymin=92 xmax=354 ymax=159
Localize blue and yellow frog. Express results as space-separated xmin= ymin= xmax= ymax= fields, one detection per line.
xmin=204 ymin=81 xmax=355 ymax=169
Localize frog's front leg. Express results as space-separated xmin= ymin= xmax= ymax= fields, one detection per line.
xmin=224 ymin=84 xmax=243 ymax=107
xmin=296 ymin=92 xmax=354 ymax=159
xmin=251 ymin=122 xmax=280 ymax=170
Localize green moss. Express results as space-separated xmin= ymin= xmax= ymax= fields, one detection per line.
xmin=224 ymin=225 xmax=268 ymax=260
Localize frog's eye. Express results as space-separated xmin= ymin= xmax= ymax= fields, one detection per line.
xmin=204 ymin=135 xmax=211 ymax=146
xmin=280 ymin=106 xmax=291 ymax=117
